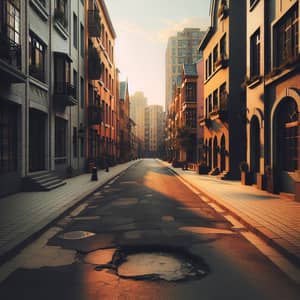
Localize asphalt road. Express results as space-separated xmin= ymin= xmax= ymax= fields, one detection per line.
xmin=0 ymin=159 xmax=299 ymax=299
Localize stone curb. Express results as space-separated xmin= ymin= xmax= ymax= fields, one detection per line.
xmin=161 ymin=161 xmax=300 ymax=268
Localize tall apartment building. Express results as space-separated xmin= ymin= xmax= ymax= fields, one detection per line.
xmin=0 ymin=0 xmax=86 ymax=196
xmin=119 ymin=81 xmax=130 ymax=162
xmin=165 ymin=28 xmax=205 ymax=111
xmin=85 ymin=0 xmax=117 ymax=168
xmin=144 ymin=105 xmax=164 ymax=157
xmin=0 ymin=0 xmax=122 ymax=197
xmin=199 ymin=0 xmax=246 ymax=180
xmin=245 ymin=0 xmax=300 ymax=196
xmin=130 ymin=91 xmax=147 ymax=154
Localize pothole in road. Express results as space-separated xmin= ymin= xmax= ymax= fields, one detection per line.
xmin=90 ymin=247 xmax=208 ymax=282
xmin=116 ymin=251 xmax=207 ymax=281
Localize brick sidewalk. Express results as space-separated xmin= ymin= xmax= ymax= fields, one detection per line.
xmin=160 ymin=160 xmax=300 ymax=266
xmin=0 ymin=161 xmax=138 ymax=260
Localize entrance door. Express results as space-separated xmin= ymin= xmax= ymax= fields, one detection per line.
xmin=29 ymin=109 xmax=46 ymax=172
xmin=213 ymin=136 xmax=218 ymax=169
xmin=220 ymin=135 xmax=226 ymax=172
xmin=250 ymin=116 xmax=260 ymax=183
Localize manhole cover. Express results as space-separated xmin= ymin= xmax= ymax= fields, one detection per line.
xmin=59 ymin=231 xmax=96 ymax=240
xmin=116 ymin=251 xmax=207 ymax=281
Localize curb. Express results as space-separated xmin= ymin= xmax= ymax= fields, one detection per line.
xmin=162 ymin=162 xmax=300 ymax=268
xmin=0 ymin=160 xmax=140 ymax=266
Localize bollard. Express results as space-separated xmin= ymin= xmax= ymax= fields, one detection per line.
xmin=91 ymin=166 xmax=98 ymax=181
xmin=106 ymin=165 xmax=109 ymax=172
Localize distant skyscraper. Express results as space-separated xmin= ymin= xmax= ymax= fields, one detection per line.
xmin=130 ymin=91 xmax=148 ymax=147
xmin=144 ymin=105 xmax=164 ymax=157
xmin=165 ymin=28 xmax=206 ymax=111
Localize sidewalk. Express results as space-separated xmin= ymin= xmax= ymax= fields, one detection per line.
xmin=0 ymin=160 xmax=138 ymax=261
xmin=160 ymin=160 xmax=300 ymax=266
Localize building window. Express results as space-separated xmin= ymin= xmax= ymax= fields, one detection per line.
xmin=213 ymin=89 xmax=218 ymax=111
xmin=54 ymin=52 xmax=72 ymax=94
xmin=278 ymin=99 xmax=299 ymax=172
xmin=55 ymin=117 xmax=67 ymax=161
xmin=80 ymin=23 xmax=84 ymax=57
xmin=73 ymin=69 xmax=77 ymax=99
xmin=73 ymin=127 xmax=77 ymax=158
xmin=0 ymin=103 xmax=17 ymax=173
xmin=185 ymin=83 xmax=196 ymax=101
xmin=220 ymin=34 xmax=227 ymax=57
xmin=213 ymin=45 xmax=218 ymax=72
xmin=250 ymin=29 xmax=260 ymax=78
xmin=219 ymin=82 xmax=227 ymax=109
xmin=185 ymin=109 xmax=196 ymax=128
xmin=73 ymin=13 xmax=78 ymax=49
xmin=29 ymin=33 xmax=46 ymax=82
xmin=80 ymin=76 xmax=84 ymax=108
xmin=4 ymin=0 xmax=20 ymax=44
xmin=54 ymin=0 xmax=67 ymax=28
xmin=275 ymin=4 xmax=298 ymax=67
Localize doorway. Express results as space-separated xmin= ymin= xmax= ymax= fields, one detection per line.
xmin=29 ymin=109 xmax=46 ymax=172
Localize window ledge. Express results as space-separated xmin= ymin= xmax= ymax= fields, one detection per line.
xmin=247 ymin=76 xmax=262 ymax=89
xmin=29 ymin=76 xmax=48 ymax=91
xmin=249 ymin=0 xmax=260 ymax=12
xmin=204 ymin=61 xmax=229 ymax=84
xmin=54 ymin=21 xmax=69 ymax=40
xmin=265 ymin=63 xmax=300 ymax=86
xmin=30 ymin=0 xmax=49 ymax=21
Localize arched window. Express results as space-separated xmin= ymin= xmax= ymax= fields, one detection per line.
xmin=277 ymin=98 xmax=298 ymax=172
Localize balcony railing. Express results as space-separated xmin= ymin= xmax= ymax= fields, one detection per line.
xmin=54 ymin=82 xmax=77 ymax=106
xmin=88 ymin=104 xmax=102 ymax=125
xmin=0 ymin=34 xmax=21 ymax=70
xmin=88 ymin=46 xmax=102 ymax=80
xmin=88 ymin=9 xmax=101 ymax=37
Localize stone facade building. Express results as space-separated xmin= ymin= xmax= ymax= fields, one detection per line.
xmin=199 ymin=0 xmax=247 ymax=179
xmin=245 ymin=0 xmax=300 ymax=196
xmin=85 ymin=0 xmax=118 ymax=169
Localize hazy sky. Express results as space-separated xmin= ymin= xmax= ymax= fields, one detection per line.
xmin=105 ymin=0 xmax=211 ymax=108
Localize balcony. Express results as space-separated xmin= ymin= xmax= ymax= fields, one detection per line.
xmin=0 ymin=34 xmax=25 ymax=83
xmin=53 ymin=82 xmax=77 ymax=107
xmin=88 ymin=9 xmax=101 ymax=37
xmin=88 ymin=46 xmax=102 ymax=80
xmin=88 ymin=104 xmax=102 ymax=125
